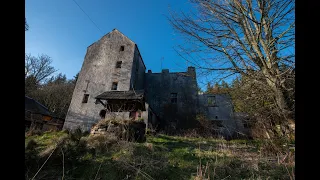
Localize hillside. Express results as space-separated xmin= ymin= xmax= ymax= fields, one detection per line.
xmin=25 ymin=131 xmax=294 ymax=180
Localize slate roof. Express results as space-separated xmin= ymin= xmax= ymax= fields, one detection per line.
xmin=95 ymin=90 xmax=144 ymax=100
xmin=25 ymin=96 xmax=51 ymax=116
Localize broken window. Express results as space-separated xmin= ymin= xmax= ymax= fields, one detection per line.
xmin=207 ymin=96 xmax=216 ymax=106
xmin=82 ymin=94 xmax=89 ymax=103
xmin=111 ymin=82 xmax=118 ymax=90
xmin=120 ymin=46 xmax=124 ymax=51
xmin=171 ymin=93 xmax=177 ymax=103
xmin=116 ymin=61 xmax=122 ymax=68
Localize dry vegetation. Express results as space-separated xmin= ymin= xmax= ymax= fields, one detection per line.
xmin=25 ymin=130 xmax=294 ymax=180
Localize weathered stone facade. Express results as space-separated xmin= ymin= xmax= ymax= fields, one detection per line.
xmin=144 ymin=68 xmax=198 ymax=131
xmin=64 ymin=29 xmax=241 ymax=137
xmin=198 ymin=93 xmax=239 ymax=137
xmin=64 ymin=29 xmax=145 ymax=130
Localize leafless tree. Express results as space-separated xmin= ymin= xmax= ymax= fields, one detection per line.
xmin=25 ymin=54 xmax=57 ymax=84
xmin=28 ymin=74 xmax=76 ymax=119
xmin=168 ymin=0 xmax=294 ymax=119
xmin=25 ymin=18 xmax=29 ymax=31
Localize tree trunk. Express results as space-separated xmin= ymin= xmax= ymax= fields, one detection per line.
xmin=273 ymin=85 xmax=290 ymax=116
xmin=262 ymin=68 xmax=292 ymax=120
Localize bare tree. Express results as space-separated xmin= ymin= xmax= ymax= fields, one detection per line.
xmin=25 ymin=18 xmax=29 ymax=31
xmin=25 ymin=54 xmax=57 ymax=84
xmin=28 ymin=73 xmax=77 ymax=119
xmin=168 ymin=0 xmax=294 ymax=119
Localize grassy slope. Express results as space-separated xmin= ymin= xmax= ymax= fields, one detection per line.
xmin=25 ymin=131 xmax=294 ymax=180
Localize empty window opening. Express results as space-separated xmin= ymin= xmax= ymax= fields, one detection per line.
xmin=99 ymin=109 xmax=106 ymax=119
xmin=243 ymin=119 xmax=250 ymax=128
xmin=171 ymin=93 xmax=177 ymax=103
xmin=82 ymin=94 xmax=89 ymax=103
xmin=207 ymin=96 xmax=216 ymax=106
xmin=116 ymin=61 xmax=122 ymax=68
xmin=243 ymin=122 xmax=249 ymax=128
xmin=215 ymin=116 xmax=218 ymax=119
xmin=111 ymin=82 xmax=118 ymax=90
xmin=120 ymin=46 xmax=124 ymax=51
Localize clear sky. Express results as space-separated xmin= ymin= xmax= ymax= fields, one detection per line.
xmin=25 ymin=0 xmax=202 ymax=83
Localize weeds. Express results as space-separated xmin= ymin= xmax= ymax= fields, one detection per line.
xmin=25 ymin=131 xmax=294 ymax=180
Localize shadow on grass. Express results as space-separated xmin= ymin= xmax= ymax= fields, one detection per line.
xmin=148 ymin=134 xmax=224 ymax=153
xmin=25 ymin=132 xmax=293 ymax=180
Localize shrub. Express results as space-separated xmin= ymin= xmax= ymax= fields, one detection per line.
xmin=25 ymin=128 xmax=42 ymax=137
xmin=91 ymin=119 xmax=147 ymax=142
xmin=25 ymin=139 xmax=37 ymax=150
xmin=69 ymin=127 xmax=87 ymax=143
xmin=86 ymin=133 xmax=118 ymax=154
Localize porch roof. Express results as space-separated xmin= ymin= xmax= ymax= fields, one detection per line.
xmin=95 ymin=90 xmax=144 ymax=100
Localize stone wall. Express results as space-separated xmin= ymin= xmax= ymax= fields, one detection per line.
xmin=90 ymin=119 xmax=146 ymax=142
xmin=144 ymin=67 xmax=199 ymax=130
xmin=197 ymin=93 xmax=238 ymax=137
xmin=130 ymin=45 xmax=146 ymax=90
xmin=64 ymin=29 xmax=138 ymax=131
xmin=63 ymin=29 xmax=241 ymax=137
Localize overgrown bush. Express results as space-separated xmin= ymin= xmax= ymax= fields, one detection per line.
xmin=25 ymin=139 xmax=37 ymax=150
xmin=91 ymin=119 xmax=146 ymax=142
xmin=25 ymin=128 xmax=42 ymax=137
xmin=86 ymin=133 xmax=118 ymax=154
xmin=68 ymin=127 xmax=89 ymax=144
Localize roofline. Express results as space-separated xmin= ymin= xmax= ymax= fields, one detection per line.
xmin=113 ymin=28 xmax=136 ymax=44
xmin=86 ymin=29 xmax=147 ymax=71
xmin=95 ymin=90 xmax=145 ymax=99
xmin=25 ymin=110 xmax=51 ymax=117
xmin=87 ymin=28 xmax=135 ymax=48
xmin=146 ymin=72 xmax=188 ymax=74
xmin=25 ymin=96 xmax=50 ymax=112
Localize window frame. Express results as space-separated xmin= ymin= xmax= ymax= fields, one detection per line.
xmin=170 ymin=93 xmax=178 ymax=104
xmin=207 ymin=95 xmax=217 ymax=106
xmin=111 ymin=82 xmax=118 ymax=90
xmin=82 ymin=94 xmax=89 ymax=103
xmin=116 ymin=61 xmax=122 ymax=68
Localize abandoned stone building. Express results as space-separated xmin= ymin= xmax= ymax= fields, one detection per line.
xmin=63 ymin=29 xmax=244 ymax=137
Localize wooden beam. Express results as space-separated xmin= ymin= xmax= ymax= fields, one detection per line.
xmin=97 ymin=99 xmax=106 ymax=107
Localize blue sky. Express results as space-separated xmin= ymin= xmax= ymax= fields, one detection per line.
xmin=25 ymin=0 xmax=294 ymax=91
xmin=25 ymin=0 xmax=203 ymax=83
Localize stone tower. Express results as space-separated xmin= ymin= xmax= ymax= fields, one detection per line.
xmin=63 ymin=29 xmax=146 ymax=131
